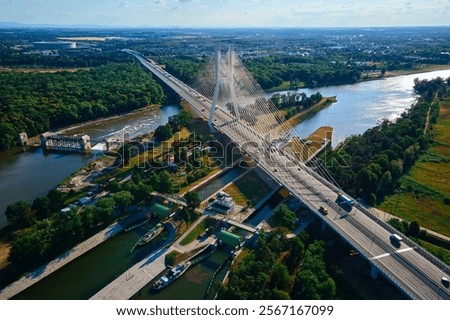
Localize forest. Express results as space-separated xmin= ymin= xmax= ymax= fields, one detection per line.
xmin=0 ymin=62 xmax=165 ymax=150
xmin=245 ymin=55 xmax=362 ymax=89
xmin=323 ymin=77 xmax=450 ymax=205
xmin=159 ymin=55 xmax=362 ymax=90
xmin=218 ymin=231 xmax=336 ymax=300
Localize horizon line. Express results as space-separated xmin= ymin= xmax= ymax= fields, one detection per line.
xmin=1 ymin=22 xmax=450 ymax=30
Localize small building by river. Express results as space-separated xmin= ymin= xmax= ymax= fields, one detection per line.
xmin=217 ymin=230 xmax=241 ymax=247
xmin=40 ymin=132 xmax=91 ymax=153
xmin=150 ymin=203 xmax=171 ymax=219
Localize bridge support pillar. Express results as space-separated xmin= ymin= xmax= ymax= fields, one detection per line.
xmin=321 ymin=220 xmax=327 ymax=232
xmin=370 ymin=264 xmax=379 ymax=279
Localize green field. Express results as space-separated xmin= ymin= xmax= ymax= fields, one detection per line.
xmin=223 ymin=184 xmax=249 ymax=206
xmin=417 ymin=239 xmax=450 ymax=265
xmin=232 ymin=170 xmax=273 ymax=206
xmin=180 ymin=217 xmax=216 ymax=246
xmin=379 ymin=96 xmax=450 ymax=237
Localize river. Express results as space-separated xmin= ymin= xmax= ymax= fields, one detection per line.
xmin=2 ymin=69 xmax=449 ymax=229
xmin=274 ymin=69 xmax=450 ymax=146
xmin=0 ymin=105 xmax=181 ymax=229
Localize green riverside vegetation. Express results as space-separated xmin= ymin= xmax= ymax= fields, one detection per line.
xmin=323 ymin=77 xmax=449 ymax=206
xmin=0 ymin=62 xmax=165 ymax=150
xmin=218 ymin=231 xmax=337 ymax=300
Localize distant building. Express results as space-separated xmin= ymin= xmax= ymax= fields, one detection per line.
xmin=33 ymin=41 xmax=76 ymax=50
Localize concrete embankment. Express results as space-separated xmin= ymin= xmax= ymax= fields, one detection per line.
xmin=0 ymin=222 xmax=123 ymax=300
xmin=90 ymin=222 xmax=177 ymax=300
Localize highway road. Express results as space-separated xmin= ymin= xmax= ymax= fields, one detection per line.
xmin=125 ymin=49 xmax=450 ymax=299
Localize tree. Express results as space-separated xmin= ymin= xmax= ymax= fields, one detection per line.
xmin=106 ymin=180 xmax=121 ymax=193
xmin=94 ymin=197 xmax=116 ymax=222
xmin=80 ymin=205 xmax=95 ymax=230
xmin=273 ymin=204 xmax=296 ymax=229
xmin=158 ymin=170 xmax=173 ymax=193
xmin=32 ymin=196 xmax=51 ymax=220
xmin=112 ymin=191 xmax=134 ymax=213
xmin=271 ymin=261 xmax=293 ymax=291
xmin=47 ymin=189 xmax=65 ymax=213
xmin=133 ymin=182 xmax=152 ymax=203
xmin=184 ymin=191 xmax=201 ymax=213
xmin=9 ymin=220 xmax=55 ymax=265
xmin=408 ymin=221 xmax=420 ymax=238
xmin=154 ymin=124 xmax=173 ymax=141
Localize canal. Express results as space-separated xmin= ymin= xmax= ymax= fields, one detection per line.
xmin=13 ymin=221 xmax=169 ymax=300
xmin=246 ymin=191 xmax=284 ymax=227
xmin=194 ymin=166 xmax=248 ymax=201
xmin=0 ymin=105 xmax=181 ymax=229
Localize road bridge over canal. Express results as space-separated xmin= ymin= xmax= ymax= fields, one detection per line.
xmin=125 ymin=48 xmax=450 ymax=300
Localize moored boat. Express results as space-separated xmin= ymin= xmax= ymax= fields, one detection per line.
xmin=136 ymin=223 xmax=164 ymax=246
xmin=152 ymin=261 xmax=192 ymax=290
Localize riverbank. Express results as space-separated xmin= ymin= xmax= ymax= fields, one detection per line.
xmin=0 ymin=222 xmax=123 ymax=300
xmin=286 ymin=96 xmax=337 ymax=127
xmin=265 ymin=64 xmax=450 ymax=92
xmin=384 ymin=64 xmax=450 ymax=78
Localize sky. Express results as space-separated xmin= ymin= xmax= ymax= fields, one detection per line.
xmin=0 ymin=0 xmax=449 ymax=28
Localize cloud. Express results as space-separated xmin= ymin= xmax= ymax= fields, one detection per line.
xmin=172 ymin=5 xmax=180 ymax=10
xmin=118 ymin=1 xmax=130 ymax=8
xmin=179 ymin=0 xmax=193 ymax=3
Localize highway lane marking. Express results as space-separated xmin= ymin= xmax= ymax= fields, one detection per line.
xmin=371 ymin=247 xmax=414 ymax=260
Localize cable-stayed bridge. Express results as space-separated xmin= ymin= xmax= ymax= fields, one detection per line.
xmin=124 ymin=48 xmax=450 ymax=299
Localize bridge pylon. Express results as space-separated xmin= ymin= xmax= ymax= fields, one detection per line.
xmin=208 ymin=44 xmax=240 ymax=132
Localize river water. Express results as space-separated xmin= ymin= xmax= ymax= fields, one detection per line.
xmin=275 ymin=70 xmax=450 ymax=146
xmin=0 ymin=105 xmax=181 ymax=229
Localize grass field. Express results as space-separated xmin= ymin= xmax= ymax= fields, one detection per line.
xmin=379 ymin=95 xmax=450 ymax=237
xmin=180 ymin=217 xmax=216 ymax=246
xmin=417 ymin=239 xmax=450 ymax=265
xmin=380 ymin=193 xmax=450 ymax=237
xmin=0 ymin=241 xmax=10 ymax=270
xmin=232 ymin=170 xmax=273 ymax=206
xmin=223 ymin=183 xmax=249 ymax=206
